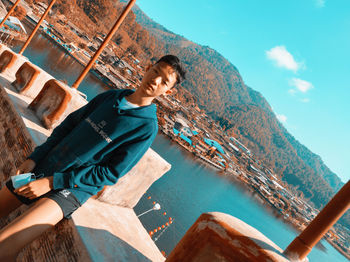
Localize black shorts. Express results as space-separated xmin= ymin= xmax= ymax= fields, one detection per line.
xmin=6 ymin=179 xmax=81 ymax=219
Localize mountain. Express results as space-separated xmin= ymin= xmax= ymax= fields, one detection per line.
xmin=56 ymin=0 xmax=347 ymax=227
xmin=131 ymin=4 xmax=344 ymax=192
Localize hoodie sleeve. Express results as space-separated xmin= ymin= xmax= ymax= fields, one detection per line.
xmin=28 ymin=91 xmax=114 ymax=163
xmin=52 ymin=125 xmax=158 ymax=190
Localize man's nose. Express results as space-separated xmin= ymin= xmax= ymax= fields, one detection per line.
xmin=151 ymin=76 xmax=162 ymax=85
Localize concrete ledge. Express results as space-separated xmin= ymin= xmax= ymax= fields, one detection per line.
xmin=0 ymin=50 xmax=16 ymax=73
xmin=72 ymin=198 xmax=165 ymax=262
xmin=166 ymin=212 xmax=290 ymax=262
xmin=0 ymin=50 xmax=28 ymax=80
xmin=97 ymin=149 xmax=171 ymax=208
xmin=12 ymin=62 xmax=54 ymax=99
xmin=28 ymin=79 xmax=87 ymax=129
xmin=0 ymin=43 xmax=11 ymax=56
xmin=0 ymin=81 xmax=168 ymax=261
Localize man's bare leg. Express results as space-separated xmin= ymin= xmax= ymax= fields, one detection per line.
xmin=0 ymin=186 xmax=23 ymax=219
xmin=0 ymin=197 xmax=64 ymax=261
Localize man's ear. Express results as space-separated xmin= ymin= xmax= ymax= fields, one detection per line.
xmin=145 ymin=63 xmax=153 ymax=72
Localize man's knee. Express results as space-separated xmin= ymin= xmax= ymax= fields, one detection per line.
xmin=0 ymin=185 xmax=22 ymax=219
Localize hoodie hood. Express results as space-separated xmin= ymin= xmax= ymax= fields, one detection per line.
xmin=113 ymin=89 xmax=157 ymax=119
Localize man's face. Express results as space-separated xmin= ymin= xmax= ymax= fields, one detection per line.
xmin=139 ymin=62 xmax=178 ymax=98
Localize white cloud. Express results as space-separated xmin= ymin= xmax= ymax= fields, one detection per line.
xmin=266 ymin=46 xmax=301 ymax=72
xmin=288 ymin=89 xmax=297 ymax=95
xmin=300 ymin=98 xmax=310 ymax=103
xmin=277 ymin=114 xmax=287 ymax=123
xmin=289 ymin=78 xmax=314 ymax=93
xmin=315 ymin=0 xmax=325 ymax=8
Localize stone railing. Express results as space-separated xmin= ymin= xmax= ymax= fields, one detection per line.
xmin=0 ymin=78 xmax=168 ymax=261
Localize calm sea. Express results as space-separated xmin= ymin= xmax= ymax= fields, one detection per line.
xmin=9 ymin=27 xmax=348 ymax=261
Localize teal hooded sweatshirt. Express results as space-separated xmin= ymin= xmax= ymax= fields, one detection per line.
xmin=29 ymin=89 xmax=158 ymax=204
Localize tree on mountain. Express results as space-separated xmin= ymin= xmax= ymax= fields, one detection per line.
xmin=24 ymin=0 xmax=34 ymax=5
xmin=78 ymin=42 xmax=86 ymax=49
xmin=127 ymin=44 xmax=138 ymax=57
xmin=113 ymin=34 xmax=123 ymax=46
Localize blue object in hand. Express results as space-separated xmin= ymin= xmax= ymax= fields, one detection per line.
xmin=11 ymin=173 xmax=36 ymax=189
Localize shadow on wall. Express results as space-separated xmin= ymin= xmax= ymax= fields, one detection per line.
xmin=75 ymin=225 xmax=153 ymax=262
xmin=249 ymin=237 xmax=284 ymax=256
xmin=14 ymin=219 xmax=90 ymax=261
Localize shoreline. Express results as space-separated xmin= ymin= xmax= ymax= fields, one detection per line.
xmin=157 ymin=130 xmax=350 ymax=261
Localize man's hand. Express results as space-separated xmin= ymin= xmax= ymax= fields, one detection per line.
xmin=15 ymin=177 xmax=53 ymax=200
xmin=16 ymin=159 xmax=36 ymax=175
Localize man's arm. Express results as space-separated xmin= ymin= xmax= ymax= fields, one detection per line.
xmin=52 ymin=128 xmax=157 ymax=191
xmin=28 ymin=91 xmax=114 ymax=163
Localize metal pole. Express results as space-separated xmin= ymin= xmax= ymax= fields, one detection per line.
xmin=18 ymin=0 xmax=57 ymax=55
xmin=71 ymin=0 xmax=136 ymax=89
xmin=283 ymin=180 xmax=350 ymax=260
xmin=0 ymin=0 xmax=21 ymax=28
xmin=137 ymin=203 xmax=161 ymax=217
xmin=137 ymin=208 xmax=154 ymax=218
xmin=154 ymin=219 xmax=174 ymax=242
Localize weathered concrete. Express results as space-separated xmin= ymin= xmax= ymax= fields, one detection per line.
xmin=12 ymin=61 xmax=54 ymax=99
xmin=166 ymin=212 xmax=291 ymax=262
xmin=73 ymin=199 xmax=165 ymax=262
xmin=0 ymin=43 xmax=11 ymax=55
xmin=0 ymin=85 xmax=35 ymax=188
xmin=0 ymin=49 xmax=28 ymax=81
xmin=0 ymin=74 xmax=168 ymax=261
xmin=97 ymin=149 xmax=171 ymax=208
xmin=1 ymin=79 xmax=51 ymax=145
xmin=29 ymin=79 xmax=87 ymax=129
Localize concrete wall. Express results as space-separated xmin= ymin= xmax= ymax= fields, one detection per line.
xmin=0 ymin=82 xmax=167 ymax=261
xmin=166 ymin=212 xmax=290 ymax=262
xmin=0 ymin=49 xmax=28 ymax=81
xmin=12 ymin=62 xmax=54 ymax=99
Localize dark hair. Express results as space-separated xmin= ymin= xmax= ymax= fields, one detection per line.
xmin=156 ymin=55 xmax=186 ymax=86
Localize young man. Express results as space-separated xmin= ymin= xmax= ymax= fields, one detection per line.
xmin=0 ymin=54 xmax=186 ymax=260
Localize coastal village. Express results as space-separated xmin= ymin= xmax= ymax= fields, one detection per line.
xmin=0 ymin=0 xmax=349 ymax=259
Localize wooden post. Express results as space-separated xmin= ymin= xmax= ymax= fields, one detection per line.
xmin=71 ymin=0 xmax=136 ymax=89
xmin=19 ymin=0 xmax=57 ymax=55
xmin=283 ymin=180 xmax=350 ymax=260
xmin=0 ymin=0 xmax=21 ymax=28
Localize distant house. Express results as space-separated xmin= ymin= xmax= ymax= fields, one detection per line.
xmin=88 ymin=44 xmax=97 ymax=53
xmin=173 ymin=118 xmax=195 ymax=137
xmin=203 ymin=138 xmax=225 ymax=154
xmin=93 ymin=36 xmax=104 ymax=45
xmin=35 ymin=2 xmax=48 ymax=14
xmin=230 ymin=137 xmax=251 ymax=155
xmin=67 ymin=21 xmax=82 ymax=36
xmin=228 ymin=142 xmax=239 ymax=152
xmin=80 ymin=34 xmax=90 ymax=41
xmin=173 ymin=128 xmax=194 ymax=146
xmin=97 ymin=32 xmax=106 ymax=38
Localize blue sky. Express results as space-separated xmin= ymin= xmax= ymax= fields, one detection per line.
xmin=137 ymin=0 xmax=350 ymax=183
